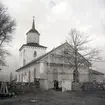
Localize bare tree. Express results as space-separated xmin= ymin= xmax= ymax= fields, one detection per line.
xmin=64 ymin=28 xmax=101 ymax=82
xmin=0 ymin=3 xmax=16 ymax=67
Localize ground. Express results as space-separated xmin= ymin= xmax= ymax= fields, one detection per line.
xmin=0 ymin=90 xmax=105 ymax=105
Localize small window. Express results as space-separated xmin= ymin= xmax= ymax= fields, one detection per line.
xmin=34 ymin=68 xmax=36 ymax=79
xmin=33 ymin=51 xmax=37 ymax=57
xmin=63 ymin=50 xmax=69 ymax=55
xmin=23 ymin=59 xmax=26 ymax=66
xmin=23 ymin=49 xmax=25 ymax=55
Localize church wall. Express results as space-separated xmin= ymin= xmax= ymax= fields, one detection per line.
xmin=45 ymin=64 xmax=89 ymax=89
xmin=39 ymin=62 xmax=48 ymax=79
xmin=38 ymin=43 xmax=90 ymax=88
xmin=19 ymin=49 xmax=24 ymax=67
xmin=89 ymin=74 xmax=104 ymax=83
xmin=17 ymin=63 xmax=40 ymax=82
xmin=20 ymin=46 xmax=46 ymax=67
xmin=78 ymin=66 xmax=89 ymax=82
xmin=46 ymin=64 xmax=73 ymax=89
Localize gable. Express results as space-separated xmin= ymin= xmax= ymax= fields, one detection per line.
xmin=39 ymin=42 xmax=91 ymax=67
xmin=41 ymin=42 xmax=73 ymax=64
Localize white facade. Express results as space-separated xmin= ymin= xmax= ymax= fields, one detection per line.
xmin=19 ymin=18 xmax=47 ymax=67
xmin=19 ymin=46 xmax=46 ymax=67
xmin=16 ymin=42 xmax=90 ymax=89
xmin=17 ymin=63 xmax=40 ymax=82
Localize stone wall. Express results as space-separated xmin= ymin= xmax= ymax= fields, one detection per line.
xmin=7 ymin=81 xmax=40 ymax=94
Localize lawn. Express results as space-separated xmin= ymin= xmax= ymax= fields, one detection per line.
xmin=0 ymin=90 xmax=105 ymax=105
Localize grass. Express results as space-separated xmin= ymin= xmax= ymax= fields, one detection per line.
xmin=0 ymin=90 xmax=105 ymax=105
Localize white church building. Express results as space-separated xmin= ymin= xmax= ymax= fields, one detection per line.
xmin=16 ymin=18 xmax=104 ymax=90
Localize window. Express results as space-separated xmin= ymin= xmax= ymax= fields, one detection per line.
xmin=23 ymin=49 xmax=25 ymax=55
xmin=19 ymin=74 xmax=20 ymax=82
xmin=21 ymin=73 xmax=23 ymax=82
xmin=24 ymin=49 xmax=25 ymax=53
xmin=23 ymin=59 xmax=26 ymax=66
xmin=33 ymin=51 xmax=37 ymax=57
xmin=28 ymin=70 xmax=31 ymax=83
xmin=34 ymin=68 xmax=36 ymax=82
xmin=64 ymin=50 xmax=69 ymax=55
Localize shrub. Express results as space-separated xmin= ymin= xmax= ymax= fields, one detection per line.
xmin=81 ymin=82 xmax=105 ymax=91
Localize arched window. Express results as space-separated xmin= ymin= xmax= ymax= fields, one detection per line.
xmin=23 ymin=59 xmax=26 ymax=66
xmin=19 ymin=74 xmax=20 ymax=82
xmin=21 ymin=73 xmax=23 ymax=82
xmin=28 ymin=70 xmax=31 ymax=83
xmin=33 ymin=51 xmax=37 ymax=57
xmin=24 ymin=49 xmax=25 ymax=53
xmin=34 ymin=68 xmax=36 ymax=78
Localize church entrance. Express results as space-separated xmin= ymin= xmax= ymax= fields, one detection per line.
xmin=54 ymin=80 xmax=59 ymax=90
xmin=52 ymin=68 xmax=60 ymax=90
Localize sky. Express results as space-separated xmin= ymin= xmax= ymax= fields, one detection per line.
xmin=0 ymin=0 xmax=105 ymax=80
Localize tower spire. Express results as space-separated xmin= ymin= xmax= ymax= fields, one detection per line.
xmin=32 ymin=16 xmax=35 ymax=29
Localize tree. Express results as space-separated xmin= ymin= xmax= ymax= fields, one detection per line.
xmin=64 ymin=28 xmax=101 ymax=82
xmin=0 ymin=3 xmax=16 ymax=67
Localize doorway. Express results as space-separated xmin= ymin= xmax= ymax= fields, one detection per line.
xmin=54 ymin=80 xmax=59 ymax=90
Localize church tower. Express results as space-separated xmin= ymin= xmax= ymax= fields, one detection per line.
xmin=26 ymin=17 xmax=40 ymax=44
xmin=19 ymin=17 xmax=47 ymax=67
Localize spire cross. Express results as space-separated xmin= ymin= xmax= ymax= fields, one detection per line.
xmin=32 ymin=16 xmax=35 ymax=29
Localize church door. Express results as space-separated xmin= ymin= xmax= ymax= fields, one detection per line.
xmin=53 ymin=69 xmax=59 ymax=90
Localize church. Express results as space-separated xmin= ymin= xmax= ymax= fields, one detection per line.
xmin=16 ymin=18 xmax=104 ymax=90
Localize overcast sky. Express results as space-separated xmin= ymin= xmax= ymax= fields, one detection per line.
xmin=0 ymin=0 xmax=105 ymax=77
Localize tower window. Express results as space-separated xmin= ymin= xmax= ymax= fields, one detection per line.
xmin=33 ymin=51 xmax=37 ymax=57
xmin=23 ymin=49 xmax=25 ymax=54
xmin=23 ymin=59 xmax=26 ymax=66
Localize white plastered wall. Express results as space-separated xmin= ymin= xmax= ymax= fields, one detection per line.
xmin=17 ymin=63 xmax=40 ymax=82
xmin=19 ymin=46 xmax=46 ymax=67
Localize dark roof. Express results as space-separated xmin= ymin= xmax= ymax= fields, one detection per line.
xmin=26 ymin=28 xmax=40 ymax=35
xmin=16 ymin=42 xmax=91 ymax=72
xmin=89 ymin=69 xmax=104 ymax=75
xmin=19 ymin=43 xmax=47 ymax=51
xmin=26 ymin=18 xmax=40 ymax=35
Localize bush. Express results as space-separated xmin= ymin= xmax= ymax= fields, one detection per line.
xmin=7 ymin=82 xmax=40 ymax=95
xmin=81 ymin=82 xmax=105 ymax=91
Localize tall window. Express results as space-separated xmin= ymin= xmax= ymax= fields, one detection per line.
xmin=23 ymin=59 xmax=26 ymax=66
xmin=34 ymin=68 xmax=36 ymax=82
xmin=33 ymin=51 xmax=37 ymax=57
xmin=28 ymin=70 xmax=31 ymax=83
xmin=19 ymin=74 xmax=20 ymax=82
xmin=21 ymin=73 xmax=23 ymax=82
xmin=23 ymin=49 xmax=25 ymax=54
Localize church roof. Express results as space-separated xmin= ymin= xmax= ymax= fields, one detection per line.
xmin=16 ymin=42 xmax=91 ymax=72
xmin=26 ymin=18 xmax=40 ymax=35
xmin=19 ymin=43 xmax=47 ymax=51
xmin=89 ymin=69 xmax=104 ymax=75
